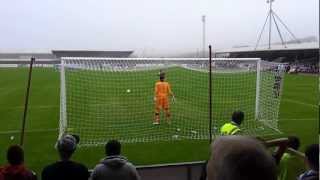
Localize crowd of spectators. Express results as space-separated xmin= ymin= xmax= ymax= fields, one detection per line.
xmin=0 ymin=136 xmax=140 ymax=180
xmin=0 ymin=121 xmax=318 ymax=180
xmin=287 ymin=64 xmax=319 ymax=74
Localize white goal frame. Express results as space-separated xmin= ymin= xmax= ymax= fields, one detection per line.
xmin=59 ymin=57 xmax=283 ymax=145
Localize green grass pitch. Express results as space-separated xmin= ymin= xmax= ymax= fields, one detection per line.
xmin=0 ymin=67 xmax=318 ymax=176
xmin=64 ymin=67 xmax=271 ymax=145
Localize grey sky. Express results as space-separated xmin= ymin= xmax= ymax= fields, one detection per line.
xmin=0 ymin=0 xmax=318 ymax=54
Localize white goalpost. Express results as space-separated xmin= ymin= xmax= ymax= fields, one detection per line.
xmin=59 ymin=57 xmax=286 ymax=146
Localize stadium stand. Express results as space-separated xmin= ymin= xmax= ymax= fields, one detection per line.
xmin=52 ymin=50 xmax=133 ymax=58
xmin=0 ymin=53 xmax=55 ymax=60
xmin=216 ymin=42 xmax=319 ymax=74
xmin=0 ymin=51 xmax=133 ymax=60
xmin=0 ymin=50 xmax=134 ymax=67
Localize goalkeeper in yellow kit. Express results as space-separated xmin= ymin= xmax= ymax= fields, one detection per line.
xmin=153 ymin=71 xmax=175 ymax=125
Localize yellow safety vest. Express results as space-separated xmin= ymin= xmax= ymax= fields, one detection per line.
xmin=220 ymin=122 xmax=241 ymax=135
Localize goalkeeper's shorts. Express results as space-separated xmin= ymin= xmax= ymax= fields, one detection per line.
xmin=155 ymin=96 xmax=169 ymax=112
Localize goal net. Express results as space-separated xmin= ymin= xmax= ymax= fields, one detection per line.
xmin=59 ymin=57 xmax=285 ymax=146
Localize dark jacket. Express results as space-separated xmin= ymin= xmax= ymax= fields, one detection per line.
xmin=0 ymin=164 xmax=37 ymax=180
xmin=91 ymin=155 xmax=140 ymax=180
xmin=42 ymin=160 xmax=89 ymax=180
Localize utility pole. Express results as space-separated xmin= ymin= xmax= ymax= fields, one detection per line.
xmin=202 ymin=15 xmax=206 ymax=57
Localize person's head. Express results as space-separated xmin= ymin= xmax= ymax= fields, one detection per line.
xmin=105 ymin=140 xmax=121 ymax=156
xmin=231 ymin=111 xmax=244 ymax=125
xmin=207 ymin=136 xmax=277 ymax=180
xmin=159 ymin=71 xmax=165 ymax=82
xmin=57 ymin=134 xmax=78 ymax=160
xmin=287 ymin=136 xmax=300 ymax=150
xmin=7 ymin=145 xmax=24 ymax=165
xmin=304 ymin=144 xmax=319 ymax=171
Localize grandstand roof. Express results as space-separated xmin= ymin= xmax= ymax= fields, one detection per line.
xmin=0 ymin=50 xmax=134 ymax=61
xmin=215 ymin=42 xmax=318 ymax=63
xmin=216 ymin=42 xmax=319 ymax=54
xmin=52 ymin=50 xmax=134 ymax=58
xmin=0 ymin=53 xmax=55 ymax=60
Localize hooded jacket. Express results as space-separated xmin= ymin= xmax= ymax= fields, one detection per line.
xmin=91 ymin=155 xmax=140 ymax=180
xmin=0 ymin=164 xmax=37 ymax=180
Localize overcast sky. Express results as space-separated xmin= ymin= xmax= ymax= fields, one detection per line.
xmin=0 ymin=0 xmax=318 ymax=55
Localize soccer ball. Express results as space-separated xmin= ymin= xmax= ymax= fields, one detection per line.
xmin=126 ymin=89 xmax=131 ymax=93
xmin=191 ymin=130 xmax=197 ymax=134
xmin=176 ymin=128 xmax=181 ymax=132
xmin=10 ymin=136 xmax=14 ymax=140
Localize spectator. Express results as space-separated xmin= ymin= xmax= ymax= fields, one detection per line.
xmin=206 ymin=136 xmax=277 ymax=180
xmin=0 ymin=145 xmax=37 ymax=180
xmin=278 ymin=136 xmax=305 ymax=180
xmin=220 ymin=111 xmax=244 ymax=135
xmin=263 ymin=137 xmax=289 ymax=165
xmin=91 ymin=140 xmax=140 ymax=180
xmin=42 ymin=134 xmax=89 ymax=180
xmin=298 ymin=144 xmax=319 ymax=180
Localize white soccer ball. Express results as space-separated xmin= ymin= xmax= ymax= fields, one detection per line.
xmin=10 ymin=136 xmax=14 ymax=140
xmin=191 ymin=130 xmax=197 ymax=134
xmin=176 ymin=128 xmax=181 ymax=132
xmin=126 ymin=89 xmax=131 ymax=93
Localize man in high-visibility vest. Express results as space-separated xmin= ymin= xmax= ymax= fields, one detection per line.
xmin=220 ymin=111 xmax=244 ymax=135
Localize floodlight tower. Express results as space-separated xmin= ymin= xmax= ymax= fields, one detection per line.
xmin=268 ymin=0 xmax=274 ymax=49
xmin=255 ymin=0 xmax=300 ymax=50
xmin=202 ymin=15 xmax=206 ymax=57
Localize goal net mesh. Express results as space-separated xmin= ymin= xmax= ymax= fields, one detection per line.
xmin=59 ymin=58 xmax=285 ymax=146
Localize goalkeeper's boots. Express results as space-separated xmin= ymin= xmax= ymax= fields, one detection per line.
xmin=154 ymin=113 xmax=160 ymax=125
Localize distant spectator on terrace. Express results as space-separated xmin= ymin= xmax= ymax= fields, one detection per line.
xmin=0 ymin=145 xmax=37 ymax=180
xmin=42 ymin=134 xmax=89 ymax=180
xmin=206 ymin=136 xmax=277 ymax=180
xmin=91 ymin=140 xmax=140 ymax=180
xmin=298 ymin=144 xmax=319 ymax=180
xmin=278 ymin=136 xmax=305 ymax=180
